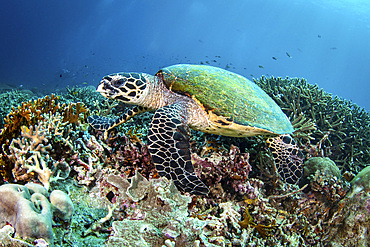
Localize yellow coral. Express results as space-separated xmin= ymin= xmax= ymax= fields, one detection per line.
xmin=0 ymin=94 xmax=88 ymax=183
xmin=61 ymin=102 xmax=89 ymax=125
xmin=239 ymin=207 xmax=277 ymax=238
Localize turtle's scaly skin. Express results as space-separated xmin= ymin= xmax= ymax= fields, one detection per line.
xmin=148 ymin=103 xmax=209 ymax=194
xmin=88 ymin=64 xmax=302 ymax=195
xmin=267 ymin=134 xmax=303 ymax=184
xmin=159 ymin=64 xmax=294 ymax=134
xmin=88 ymin=106 xmax=148 ymax=133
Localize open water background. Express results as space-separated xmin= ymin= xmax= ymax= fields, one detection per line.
xmin=0 ymin=0 xmax=369 ymax=111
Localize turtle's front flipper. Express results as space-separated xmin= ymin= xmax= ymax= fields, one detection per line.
xmin=88 ymin=106 xmax=149 ymax=138
xmin=148 ymin=103 xmax=209 ymax=196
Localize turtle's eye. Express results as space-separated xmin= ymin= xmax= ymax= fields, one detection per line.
xmin=113 ymin=78 xmax=126 ymax=87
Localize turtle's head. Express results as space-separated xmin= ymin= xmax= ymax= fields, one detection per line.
xmin=96 ymin=72 xmax=150 ymax=104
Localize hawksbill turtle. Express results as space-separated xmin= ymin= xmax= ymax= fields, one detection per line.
xmin=88 ymin=64 xmax=303 ymax=195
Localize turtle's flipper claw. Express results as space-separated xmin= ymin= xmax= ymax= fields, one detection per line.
xmin=148 ymin=103 xmax=209 ymax=196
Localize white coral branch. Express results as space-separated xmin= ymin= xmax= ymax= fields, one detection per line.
xmin=25 ymin=152 xmax=52 ymax=190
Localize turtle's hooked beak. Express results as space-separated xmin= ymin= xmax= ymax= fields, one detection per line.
xmin=96 ymin=79 xmax=117 ymax=99
xmin=96 ymin=82 xmax=106 ymax=94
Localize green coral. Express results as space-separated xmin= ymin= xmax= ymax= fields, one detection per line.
xmin=303 ymin=157 xmax=341 ymax=178
xmin=254 ymin=76 xmax=370 ymax=173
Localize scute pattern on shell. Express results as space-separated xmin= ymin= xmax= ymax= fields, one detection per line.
xmin=158 ymin=64 xmax=294 ymax=135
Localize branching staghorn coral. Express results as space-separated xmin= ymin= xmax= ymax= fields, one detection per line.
xmin=6 ymin=114 xmax=71 ymax=189
xmin=254 ymin=76 xmax=370 ymax=173
xmin=0 ymin=94 xmax=89 ymax=183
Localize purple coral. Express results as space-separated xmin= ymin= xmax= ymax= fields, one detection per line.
xmin=193 ymin=145 xmax=252 ymax=196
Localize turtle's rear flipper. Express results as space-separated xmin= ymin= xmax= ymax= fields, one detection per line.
xmin=267 ymin=134 xmax=303 ymax=184
xmin=148 ymin=103 xmax=209 ymax=196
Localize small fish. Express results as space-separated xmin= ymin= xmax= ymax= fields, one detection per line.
xmin=205 ymin=61 xmax=210 ymax=64
xmin=83 ymin=82 xmax=87 ymax=85
xmin=272 ymin=56 xmax=277 ymax=60
xmin=200 ymin=61 xmax=204 ymax=64
xmin=225 ymin=64 xmax=230 ymax=69
xmin=215 ymin=55 xmax=221 ymax=58
xmin=59 ymin=74 xmax=62 ymax=78
xmin=258 ymin=65 xmax=264 ymax=68
xmin=84 ymin=65 xmax=88 ymax=68
xmin=212 ymin=60 xmax=217 ymax=62
xmin=318 ymin=34 xmax=321 ymax=38
xmin=330 ymin=47 xmax=337 ymax=50
xmin=286 ymin=52 xmax=292 ymax=58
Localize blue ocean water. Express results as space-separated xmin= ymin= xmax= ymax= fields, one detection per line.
xmin=0 ymin=0 xmax=369 ymax=111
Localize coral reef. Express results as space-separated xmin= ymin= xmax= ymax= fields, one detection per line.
xmin=192 ymin=144 xmax=253 ymax=198
xmin=325 ymin=166 xmax=370 ymax=246
xmin=0 ymin=94 xmax=88 ymax=184
xmin=0 ymin=183 xmax=73 ymax=246
xmin=0 ymin=74 xmax=369 ymax=246
xmin=0 ymin=89 xmax=39 ymax=128
xmin=254 ymin=76 xmax=370 ymax=173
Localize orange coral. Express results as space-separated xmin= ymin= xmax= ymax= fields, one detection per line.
xmin=61 ymin=102 xmax=89 ymax=125
xmin=0 ymin=94 xmax=89 ymax=183
xmin=125 ymin=127 xmax=143 ymax=144
xmin=239 ymin=207 xmax=277 ymax=238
